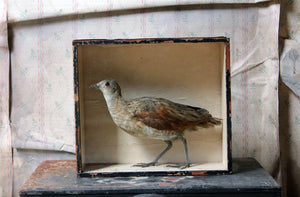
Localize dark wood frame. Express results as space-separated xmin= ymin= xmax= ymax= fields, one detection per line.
xmin=73 ymin=37 xmax=232 ymax=177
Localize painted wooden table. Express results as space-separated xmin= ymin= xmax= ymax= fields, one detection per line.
xmin=19 ymin=158 xmax=281 ymax=197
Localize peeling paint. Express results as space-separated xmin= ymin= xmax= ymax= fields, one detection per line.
xmin=19 ymin=159 xmax=280 ymax=196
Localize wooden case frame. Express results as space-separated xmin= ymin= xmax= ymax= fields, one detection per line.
xmin=73 ymin=37 xmax=232 ymax=177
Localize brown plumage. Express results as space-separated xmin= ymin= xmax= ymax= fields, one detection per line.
xmin=90 ymin=79 xmax=221 ymax=169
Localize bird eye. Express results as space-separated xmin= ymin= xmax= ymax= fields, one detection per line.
xmin=105 ymin=82 xmax=110 ymax=86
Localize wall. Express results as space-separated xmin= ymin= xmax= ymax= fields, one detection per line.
xmin=1 ymin=0 xmax=297 ymax=196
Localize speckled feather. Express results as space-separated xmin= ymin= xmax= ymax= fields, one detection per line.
xmin=90 ymin=79 xmax=222 ymax=168
xmin=90 ymin=79 xmax=221 ymax=141
xmin=128 ymin=97 xmax=220 ymax=132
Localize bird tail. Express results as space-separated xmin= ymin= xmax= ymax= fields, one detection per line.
xmin=209 ymin=117 xmax=222 ymax=125
xmin=196 ymin=116 xmax=222 ymax=128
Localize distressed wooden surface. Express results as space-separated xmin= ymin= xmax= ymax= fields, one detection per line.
xmin=19 ymin=158 xmax=280 ymax=196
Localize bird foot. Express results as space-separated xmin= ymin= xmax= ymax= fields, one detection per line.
xmin=167 ymin=163 xmax=191 ymax=169
xmin=133 ymin=162 xmax=157 ymax=168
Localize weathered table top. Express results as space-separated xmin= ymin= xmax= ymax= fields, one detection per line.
xmin=20 ymin=158 xmax=281 ymax=197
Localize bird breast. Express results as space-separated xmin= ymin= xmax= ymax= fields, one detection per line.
xmin=107 ymin=102 xmax=179 ymax=141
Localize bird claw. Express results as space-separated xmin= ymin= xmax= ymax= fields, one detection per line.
xmin=133 ymin=162 xmax=157 ymax=168
xmin=167 ymin=163 xmax=191 ymax=169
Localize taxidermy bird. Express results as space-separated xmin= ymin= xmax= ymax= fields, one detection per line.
xmin=90 ymin=79 xmax=221 ymax=169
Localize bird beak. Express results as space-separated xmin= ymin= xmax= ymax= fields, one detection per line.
xmin=89 ymin=83 xmax=99 ymax=89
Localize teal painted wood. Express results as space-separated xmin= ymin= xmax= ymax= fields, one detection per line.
xmin=19 ymin=158 xmax=280 ymax=197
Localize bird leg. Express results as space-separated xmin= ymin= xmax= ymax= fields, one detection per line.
xmin=167 ymin=136 xmax=191 ymax=169
xmin=133 ymin=140 xmax=172 ymax=167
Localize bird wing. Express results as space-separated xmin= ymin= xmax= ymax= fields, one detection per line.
xmin=128 ymin=97 xmax=212 ymax=131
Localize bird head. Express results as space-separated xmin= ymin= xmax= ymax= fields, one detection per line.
xmin=90 ymin=79 xmax=122 ymax=97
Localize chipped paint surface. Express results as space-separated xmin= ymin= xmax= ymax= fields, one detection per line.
xmin=19 ymin=158 xmax=280 ymax=196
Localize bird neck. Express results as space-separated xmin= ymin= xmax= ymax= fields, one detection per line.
xmin=103 ymin=92 xmax=126 ymax=109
